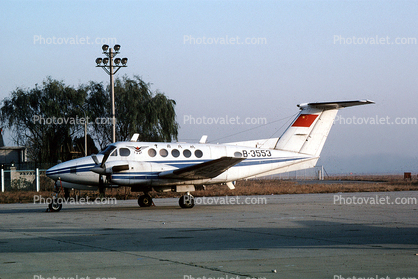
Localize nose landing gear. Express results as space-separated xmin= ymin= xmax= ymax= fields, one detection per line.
xmin=48 ymin=197 xmax=63 ymax=212
xmin=47 ymin=180 xmax=63 ymax=212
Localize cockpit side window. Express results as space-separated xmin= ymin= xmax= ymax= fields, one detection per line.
xmin=110 ymin=149 xmax=118 ymax=156
xmin=120 ymin=148 xmax=131 ymax=157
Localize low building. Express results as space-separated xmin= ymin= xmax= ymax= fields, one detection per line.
xmin=0 ymin=130 xmax=27 ymax=168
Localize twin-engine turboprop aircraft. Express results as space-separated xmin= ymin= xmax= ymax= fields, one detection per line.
xmin=46 ymin=100 xmax=373 ymax=211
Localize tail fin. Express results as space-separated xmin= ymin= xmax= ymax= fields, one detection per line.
xmin=274 ymin=100 xmax=374 ymax=156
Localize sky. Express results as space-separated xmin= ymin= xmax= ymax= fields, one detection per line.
xmin=1 ymin=0 xmax=417 ymax=174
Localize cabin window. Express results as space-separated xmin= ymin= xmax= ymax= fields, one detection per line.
xmin=159 ymin=149 xmax=168 ymax=157
xmin=194 ymin=150 xmax=203 ymax=158
xmin=70 ymin=167 xmax=77 ymax=174
xmin=171 ymin=149 xmax=180 ymax=157
xmin=120 ymin=148 xmax=130 ymax=157
xmin=148 ymin=148 xmax=157 ymax=157
xmin=183 ymin=149 xmax=191 ymax=158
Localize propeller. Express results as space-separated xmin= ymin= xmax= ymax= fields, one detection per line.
xmin=90 ymin=145 xmax=129 ymax=190
xmin=90 ymin=145 xmax=117 ymax=194
xmin=90 ymin=145 xmax=116 ymax=175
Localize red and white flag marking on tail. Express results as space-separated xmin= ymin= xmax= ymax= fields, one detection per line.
xmin=292 ymin=114 xmax=318 ymax=127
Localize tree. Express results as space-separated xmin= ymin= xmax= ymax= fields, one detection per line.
xmin=0 ymin=75 xmax=179 ymax=163
xmin=0 ymin=77 xmax=87 ymax=163
xmin=73 ymin=134 xmax=99 ymax=156
xmin=85 ymin=75 xmax=179 ymax=149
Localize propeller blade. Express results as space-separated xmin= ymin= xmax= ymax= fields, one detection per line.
xmin=101 ymin=145 xmax=116 ymax=168
xmin=90 ymin=146 xmax=117 ymax=174
xmin=90 ymin=145 xmax=118 ymax=184
xmin=98 ymin=175 xmax=106 ymax=196
xmin=90 ymin=154 xmax=106 ymax=174
xmin=91 ymin=155 xmax=100 ymax=165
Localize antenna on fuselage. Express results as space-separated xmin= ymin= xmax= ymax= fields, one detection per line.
xmin=199 ymin=135 xmax=208 ymax=144
xmin=130 ymin=133 xmax=139 ymax=142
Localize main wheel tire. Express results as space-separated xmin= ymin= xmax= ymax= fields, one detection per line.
xmin=179 ymin=195 xmax=195 ymax=208
xmin=48 ymin=200 xmax=62 ymax=212
xmin=138 ymin=195 xmax=153 ymax=207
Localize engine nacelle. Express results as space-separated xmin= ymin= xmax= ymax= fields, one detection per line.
xmin=109 ymin=161 xmax=176 ymax=186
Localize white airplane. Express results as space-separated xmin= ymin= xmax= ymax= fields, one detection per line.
xmin=46 ymin=99 xmax=373 ymax=211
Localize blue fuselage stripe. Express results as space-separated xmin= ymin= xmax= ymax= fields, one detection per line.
xmin=46 ymin=157 xmax=308 ymax=178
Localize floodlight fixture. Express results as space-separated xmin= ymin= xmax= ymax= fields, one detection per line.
xmin=96 ymin=44 xmax=128 ymax=143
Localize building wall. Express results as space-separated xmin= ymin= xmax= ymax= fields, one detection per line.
xmin=0 ymin=149 xmax=25 ymax=165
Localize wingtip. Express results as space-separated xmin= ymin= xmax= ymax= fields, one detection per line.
xmin=362 ymin=99 xmax=375 ymax=104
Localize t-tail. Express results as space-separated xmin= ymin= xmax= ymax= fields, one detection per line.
xmin=274 ymin=100 xmax=374 ymax=157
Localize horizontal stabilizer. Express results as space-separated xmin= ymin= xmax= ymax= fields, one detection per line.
xmin=298 ymin=99 xmax=374 ymax=110
xmin=159 ymin=157 xmax=245 ymax=180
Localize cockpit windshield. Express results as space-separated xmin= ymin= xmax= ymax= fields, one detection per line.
xmin=99 ymin=145 xmax=116 ymax=155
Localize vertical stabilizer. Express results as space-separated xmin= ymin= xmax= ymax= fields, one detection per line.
xmin=274 ymin=100 xmax=374 ymax=156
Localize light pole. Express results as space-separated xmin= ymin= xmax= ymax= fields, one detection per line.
xmin=77 ymin=105 xmax=88 ymax=157
xmin=95 ymin=44 xmax=128 ymax=143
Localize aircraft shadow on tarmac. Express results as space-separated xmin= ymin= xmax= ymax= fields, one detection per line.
xmin=1 ymin=220 xmax=417 ymax=253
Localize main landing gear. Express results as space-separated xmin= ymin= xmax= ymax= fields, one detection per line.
xmin=179 ymin=193 xmax=195 ymax=208
xmin=138 ymin=194 xmax=153 ymax=207
xmin=137 ymin=193 xmax=195 ymax=208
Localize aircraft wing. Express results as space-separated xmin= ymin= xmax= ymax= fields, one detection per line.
xmin=159 ymin=156 xmax=245 ymax=180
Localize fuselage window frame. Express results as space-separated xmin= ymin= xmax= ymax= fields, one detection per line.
xmin=194 ymin=149 xmax=203 ymax=158
xmin=183 ymin=149 xmax=192 ymax=158
xmin=148 ymin=148 xmax=157 ymax=157
xmin=160 ymin=149 xmax=169 ymax=157
xmin=171 ymin=149 xmax=180 ymax=157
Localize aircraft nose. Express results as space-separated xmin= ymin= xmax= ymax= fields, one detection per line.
xmin=46 ymin=164 xmax=60 ymax=180
xmin=46 ymin=156 xmax=97 ymax=183
xmin=46 ymin=160 xmax=73 ymax=180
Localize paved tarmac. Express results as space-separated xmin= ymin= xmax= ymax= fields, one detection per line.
xmin=0 ymin=191 xmax=417 ymax=279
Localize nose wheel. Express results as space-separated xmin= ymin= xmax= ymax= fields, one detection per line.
xmin=48 ymin=197 xmax=63 ymax=212
xmin=48 ymin=180 xmax=63 ymax=212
